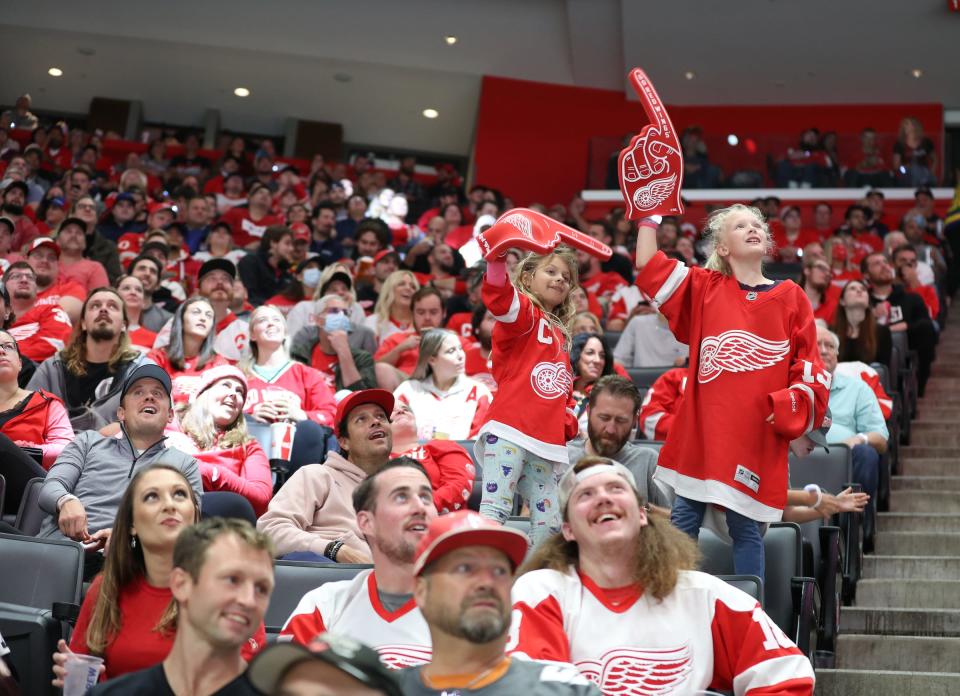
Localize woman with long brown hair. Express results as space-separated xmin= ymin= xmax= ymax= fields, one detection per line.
xmin=830 ymin=279 xmax=892 ymax=365
xmin=51 ymin=462 xmax=264 ymax=686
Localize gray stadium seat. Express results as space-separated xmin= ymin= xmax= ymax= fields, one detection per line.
xmin=718 ymin=574 xmax=763 ymax=605
xmin=603 ymin=330 xmax=621 ymax=350
xmin=15 ymin=477 xmax=46 ymax=537
xmin=266 ymin=561 xmax=371 ymax=637
xmin=626 ymin=366 xmax=671 ymax=390
xmin=0 ymin=601 xmax=62 ymax=696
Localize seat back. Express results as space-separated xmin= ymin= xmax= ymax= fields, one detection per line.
xmin=718 ymin=575 xmax=764 ymax=606
xmin=603 ymin=330 xmax=622 ymax=350
xmin=626 ymin=366 xmax=671 ymax=390
xmin=265 ymin=562 xmax=371 ymax=634
xmin=15 ymin=477 xmax=46 ymax=536
xmin=788 ymin=445 xmax=852 ymax=494
xmin=870 ymin=362 xmax=892 ymax=393
xmin=0 ymin=601 xmax=62 ymax=696
xmin=0 ymin=473 xmax=5 ymax=517
xmin=0 ymin=533 xmax=84 ymax=609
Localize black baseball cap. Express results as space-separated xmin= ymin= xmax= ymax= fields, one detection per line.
xmin=247 ymin=634 xmax=402 ymax=696
xmin=3 ymin=181 xmax=28 ymax=197
xmin=120 ymin=363 xmax=172 ymax=403
xmin=197 ymin=257 xmax=237 ymax=282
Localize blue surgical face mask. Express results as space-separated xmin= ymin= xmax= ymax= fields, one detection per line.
xmin=302 ymin=267 xmax=322 ymax=288
xmin=324 ymin=312 xmax=352 ymax=334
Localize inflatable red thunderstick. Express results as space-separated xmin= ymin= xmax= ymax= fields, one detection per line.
xmin=618 ymin=68 xmax=684 ymax=220
xmin=477 ymin=208 xmax=612 ymax=261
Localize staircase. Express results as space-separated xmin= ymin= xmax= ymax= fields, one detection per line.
xmin=816 ymin=325 xmax=960 ymax=695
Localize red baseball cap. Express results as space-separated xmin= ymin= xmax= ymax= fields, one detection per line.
xmin=27 ymin=237 xmax=61 ymax=258
xmin=334 ymin=389 xmax=394 ymax=433
xmin=148 ymin=201 xmax=176 ymax=216
xmin=413 ymin=510 xmax=528 ymax=576
xmin=373 ymin=249 xmax=400 ymax=265
xmin=290 ymin=222 xmax=311 ymax=243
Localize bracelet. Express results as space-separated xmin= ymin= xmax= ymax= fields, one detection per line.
xmin=804 ymin=484 xmax=823 ymax=510
xmin=324 ymin=540 xmax=344 ymax=562
xmin=857 ymin=433 xmax=869 ymax=446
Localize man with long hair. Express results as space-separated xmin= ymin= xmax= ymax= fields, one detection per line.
xmin=509 ymin=456 xmax=815 ymax=695
xmin=28 ymin=286 xmax=146 ymax=430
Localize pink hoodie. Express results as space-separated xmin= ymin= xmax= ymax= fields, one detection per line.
xmin=255 ymin=451 xmax=369 ymax=558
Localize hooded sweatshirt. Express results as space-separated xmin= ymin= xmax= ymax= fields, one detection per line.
xmin=256 ymin=451 xmax=369 ymax=558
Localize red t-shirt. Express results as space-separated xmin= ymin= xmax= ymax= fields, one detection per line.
xmin=128 ymin=325 xmax=158 ymax=352
xmin=222 ymin=207 xmax=284 ymax=248
xmin=446 ymin=312 xmax=475 ymax=343
xmin=309 ymin=345 xmax=340 ymax=390
xmin=393 ymin=440 xmax=476 ymax=514
xmin=37 ymin=277 xmax=86 ymax=305
xmin=374 ymin=330 xmax=420 ymax=376
xmin=581 ymin=270 xmax=628 ymax=301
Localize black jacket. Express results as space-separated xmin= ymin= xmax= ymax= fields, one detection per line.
xmin=237 ymin=250 xmax=292 ymax=305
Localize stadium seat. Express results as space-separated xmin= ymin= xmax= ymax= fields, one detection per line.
xmin=626 ymin=366 xmax=671 ymax=390
xmin=603 ymin=330 xmax=621 ymax=350
xmin=0 ymin=474 xmax=5 ymax=519
xmin=718 ymin=574 xmax=763 ymax=605
xmin=0 ymin=533 xmax=84 ymax=610
xmin=265 ymin=561 xmax=371 ymax=637
xmin=0 ymin=601 xmax=62 ymax=696
xmin=763 ymin=263 xmax=803 ymax=282
xmin=15 ymin=477 xmax=46 ymax=537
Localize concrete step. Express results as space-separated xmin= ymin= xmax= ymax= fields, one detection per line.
xmin=899 ymin=446 xmax=960 ymax=459
xmin=874 ymin=532 xmax=960 ymax=556
xmin=841 ymin=607 xmax=960 ymax=636
xmin=890 ymin=490 xmax=960 ymax=513
xmin=900 ymin=459 xmax=960 ymax=476
xmin=856 ymin=579 xmax=960 ymax=609
xmin=915 ymin=407 xmax=960 ymax=421
xmin=901 ymin=433 xmax=960 ymax=447
xmin=863 ymin=555 xmax=960 ymax=580
xmin=917 ymin=395 xmax=960 ymax=407
xmin=891 ymin=476 xmax=960 ymax=491
xmin=834 ymin=635 xmax=960 ymax=672
xmin=878 ymin=513 xmax=960 ymax=533
xmin=815 ymin=669 xmax=960 ymax=695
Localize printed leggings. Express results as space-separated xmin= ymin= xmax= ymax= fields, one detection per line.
xmin=478 ymin=436 xmax=565 ymax=546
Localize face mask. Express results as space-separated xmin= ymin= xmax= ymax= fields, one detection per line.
xmin=302 ymin=267 xmax=321 ymax=288
xmin=324 ymin=312 xmax=351 ymax=334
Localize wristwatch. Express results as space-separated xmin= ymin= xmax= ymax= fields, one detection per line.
xmin=803 ymin=484 xmax=823 ymax=510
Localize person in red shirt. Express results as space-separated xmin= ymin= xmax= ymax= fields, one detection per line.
xmin=463 ymin=305 xmax=496 ymax=392
xmin=576 ymin=248 xmax=627 ymax=305
xmin=4 ymin=260 xmax=72 ymax=362
xmin=374 ymin=286 xmax=448 ymax=390
xmin=773 ymin=206 xmax=819 ymax=264
xmin=838 ymin=204 xmax=883 ymax=259
xmin=825 ymin=236 xmax=863 ymax=288
xmin=799 ymin=256 xmax=841 ymax=322
xmin=25 ymin=236 xmax=85 ymax=324
xmin=56 ymin=216 xmax=109 ymax=293
xmin=221 ymin=183 xmax=284 ymax=249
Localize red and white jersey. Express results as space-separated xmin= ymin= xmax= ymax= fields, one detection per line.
xmin=607 ymin=283 xmax=645 ymax=325
xmin=153 ymin=310 xmax=250 ymax=362
xmin=834 ymin=361 xmax=893 ymax=420
xmin=9 ymin=303 xmax=72 ymax=362
xmin=221 ymin=207 xmax=284 ymax=248
xmin=36 ymin=278 xmax=86 ymax=306
xmin=581 ymin=270 xmax=628 ymax=302
xmin=393 ymin=375 xmax=492 ymax=441
xmin=636 ymin=251 xmax=829 ymax=521
xmin=464 ymin=344 xmax=497 ymax=393
xmin=638 ymin=367 xmax=687 ymax=440
xmin=117 ymin=232 xmax=144 ymax=265
xmin=279 ymin=569 xmax=432 ymax=669
xmin=509 ymin=567 xmax=815 ymax=696
xmin=446 ymin=312 xmax=476 ymax=343
xmin=244 ymin=361 xmax=337 ymax=427
xmin=477 ymin=278 xmax=573 ymax=462
xmin=393 ymin=440 xmax=475 ymax=514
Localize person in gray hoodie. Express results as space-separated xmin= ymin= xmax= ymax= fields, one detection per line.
xmin=38 ymin=363 xmax=200 ymax=550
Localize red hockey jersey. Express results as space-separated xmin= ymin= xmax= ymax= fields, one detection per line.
xmin=638 ymin=367 xmax=687 ymax=441
xmin=509 ymin=567 xmax=815 ymax=695
xmin=243 ymin=361 xmax=337 ymax=428
xmin=392 ymin=440 xmax=475 ymax=514
xmin=9 ymin=303 xmax=72 ymax=361
xmin=476 ymin=277 xmax=574 ymax=463
xmin=636 ymin=251 xmax=829 ymax=520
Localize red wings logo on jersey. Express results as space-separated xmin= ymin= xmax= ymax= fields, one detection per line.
xmin=377 ymin=644 xmax=432 ymax=669
xmin=530 ymin=361 xmax=573 ymax=399
xmin=576 ymin=645 xmax=693 ymax=695
xmin=698 ymin=330 xmax=790 ymax=384
xmin=8 ymin=323 xmax=40 ymax=341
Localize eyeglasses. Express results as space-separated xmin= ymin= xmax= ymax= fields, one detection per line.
xmin=6 ymin=272 xmax=36 ymax=282
xmin=75 ymin=203 xmax=96 ymax=211
xmin=0 ymin=343 xmax=16 ymax=355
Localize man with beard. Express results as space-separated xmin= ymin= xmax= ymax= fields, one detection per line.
xmin=509 ymin=457 xmax=815 ymax=695
xmin=28 ymin=287 xmax=147 ymax=430
xmin=421 ymin=243 xmax=462 ymax=299
xmin=27 ymin=236 xmax=85 ymax=324
xmin=1 ymin=179 xmax=40 ymax=249
xmin=278 ymin=458 xmax=437 ymax=667
xmin=64 ymin=166 xmax=94 ymax=208
xmin=799 ymin=255 xmax=841 ymax=323
xmin=463 ymin=304 xmax=496 ymax=392
xmin=397 ymin=510 xmax=598 ymax=695
xmin=4 ymin=260 xmax=72 ymax=362
xmin=566 ymin=376 xmax=671 ymax=513
xmin=575 ymin=247 xmax=627 ymax=311
xmin=258 ymin=389 xmax=396 ymax=563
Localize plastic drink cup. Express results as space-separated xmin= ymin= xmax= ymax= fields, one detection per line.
xmin=62 ymin=653 xmax=104 ymax=696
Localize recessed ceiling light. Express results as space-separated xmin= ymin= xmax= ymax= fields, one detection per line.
xmin=444 ymin=36 xmax=458 ymax=45
xmin=727 ymin=134 xmax=739 ymax=146
xmin=234 ymin=87 xmax=251 ymax=97
xmin=422 ymin=108 xmax=439 ymax=119
xmin=684 ymin=71 xmax=695 ymax=80
xmin=911 ymin=68 xmax=923 ymax=79
xmin=48 ymin=67 xmax=63 ymax=77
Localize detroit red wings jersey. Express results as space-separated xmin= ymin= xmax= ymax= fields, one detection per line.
xmin=477 ymin=278 xmax=573 ymax=462
xmin=278 ymin=569 xmax=431 ymax=669
xmin=9 ymin=304 xmax=72 ymax=361
xmin=834 ymin=361 xmax=893 ymax=419
xmin=638 ymin=367 xmax=687 ymax=440
xmin=636 ymin=252 xmax=829 ymax=520
xmin=244 ymin=361 xmax=337 ymax=427
xmin=509 ymin=567 xmax=815 ymax=695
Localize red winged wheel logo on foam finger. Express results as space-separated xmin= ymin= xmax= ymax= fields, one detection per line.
xmin=618 ymin=68 xmax=685 ymax=220
xmin=477 ymin=208 xmax=612 ymax=261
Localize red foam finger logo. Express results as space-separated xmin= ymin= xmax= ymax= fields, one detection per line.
xmin=618 ymin=68 xmax=685 ymax=220
xmin=477 ymin=208 xmax=612 ymax=261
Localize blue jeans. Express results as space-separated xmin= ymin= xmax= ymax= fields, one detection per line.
xmin=671 ymin=495 xmax=766 ymax=580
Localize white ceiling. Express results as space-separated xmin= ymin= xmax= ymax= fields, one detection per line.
xmin=2 ymin=0 xmax=956 ymax=157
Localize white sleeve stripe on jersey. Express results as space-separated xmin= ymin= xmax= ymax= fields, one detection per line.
xmin=42 ymin=337 xmax=65 ymax=351
xmin=642 ymin=412 xmax=664 ymax=440
xmin=652 ymin=260 xmax=689 ymax=308
xmin=789 ymin=383 xmax=816 ymax=435
xmin=731 ymin=652 xmax=815 ymax=693
xmin=491 ymin=288 xmax=521 ymax=324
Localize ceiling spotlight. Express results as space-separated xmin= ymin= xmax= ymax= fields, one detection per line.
xmin=727 ymin=134 xmax=739 ymax=146
xmin=444 ymin=36 xmax=458 ymax=45
xmin=911 ymin=68 xmax=923 ymax=79
xmin=422 ymin=108 xmax=439 ymax=119
xmin=48 ymin=67 xmax=63 ymax=77
xmin=684 ymin=71 xmax=695 ymax=80
xmin=233 ymin=87 xmax=251 ymax=98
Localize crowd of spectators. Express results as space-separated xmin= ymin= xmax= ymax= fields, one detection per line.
xmin=0 ymin=90 xmax=955 ymax=694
